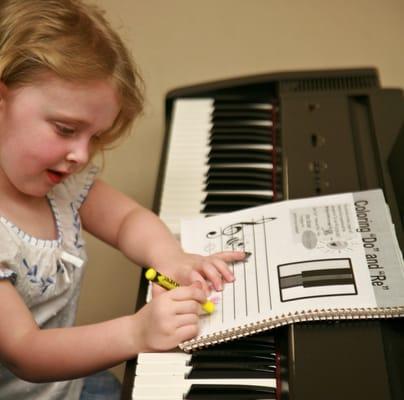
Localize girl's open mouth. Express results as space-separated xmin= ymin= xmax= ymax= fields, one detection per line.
xmin=46 ymin=169 xmax=67 ymax=184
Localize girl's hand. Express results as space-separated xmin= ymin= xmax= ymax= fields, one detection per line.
xmin=136 ymin=282 xmax=206 ymax=352
xmin=154 ymin=250 xmax=248 ymax=296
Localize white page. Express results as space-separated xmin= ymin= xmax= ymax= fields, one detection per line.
xmin=180 ymin=190 xmax=404 ymax=343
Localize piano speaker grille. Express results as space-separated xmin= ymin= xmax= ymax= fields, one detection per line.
xmin=280 ymin=74 xmax=379 ymax=93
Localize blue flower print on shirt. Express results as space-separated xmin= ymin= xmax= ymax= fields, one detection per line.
xmin=39 ymin=276 xmax=55 ymax=294
xmin=70 ymin=202 xmax=84 ymax=249
xmin=22 ymin=258 xmax=55 ymax=294
xmin=23 ymin=258 xmax=39 ymax=283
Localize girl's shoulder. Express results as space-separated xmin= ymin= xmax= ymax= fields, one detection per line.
xmin=0 ymin=218 xmax=19 ymax=251
xmin=0 ymin=217 xmax=20 ymax=280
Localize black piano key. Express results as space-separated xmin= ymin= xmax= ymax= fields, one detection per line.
xmin=213 ymin=120 xmax=272 ymax=128
xmin=189 ymin=351 xmax=276 ymax=365
xmin=185 ymin=384 xmax=276 ymax=399
xmin=190 ymin=347 xmax=276 ymax=357
xmin=203 ymin=193 xmax=273 ymax=204
xmin=187 ymin=364 xmax=276 ymax=379
xmin=210 ymin=133 xmax=272 ymax=145
xmin=206 ymin=179 xmax=273 ymax=191
xmin=212 ymin=109 xmax=272 ymax=121
xmin=208 ymin=149 xmax=273 ymax=163
xmin=203 ymin=195 xmax=271 ymax=208
xmin=206 ymin=167 xmax=274 ymax=181
xmin=211 ymin=126 xmax=272 ymax=135
xmin=192 ymin=334 xmax=276 ymax=354
xmin=232 ymin=331 xmax=276 ymax=343
xmin=203 ymin=205 xmax=246 ymax=213
xmin=213 ymin=100 xmax=273 ymax=111
xmin=202 ymin=203 xmax=263 ymax=213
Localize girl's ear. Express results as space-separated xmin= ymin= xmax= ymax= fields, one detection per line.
xmin=0 ymin=81 xmax=8 ymax=103
xmin=0 ymin=81 xmax=9 ymax=114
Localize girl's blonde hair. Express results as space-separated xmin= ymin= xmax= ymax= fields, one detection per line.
xmin=0 ymin=0 xmax=144 ymax=154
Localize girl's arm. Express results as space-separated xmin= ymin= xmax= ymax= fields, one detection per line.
xmin=0 ymin=278 xmax=205 ymax=382
xmin=79 ymin=179 xmax=246 ymax=291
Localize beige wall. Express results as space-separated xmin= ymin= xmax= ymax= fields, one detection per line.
xmin=75 ymin=0 xmax=404 ymax=380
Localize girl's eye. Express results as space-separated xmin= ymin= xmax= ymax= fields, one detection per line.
xmin=55 ymin=123 xmax=76 ymax=136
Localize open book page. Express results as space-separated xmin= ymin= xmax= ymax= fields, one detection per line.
xmin=180 ymin=189 xmax=404 ymax=345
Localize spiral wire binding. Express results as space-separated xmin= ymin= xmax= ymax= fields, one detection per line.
xmin=179 ymin=306 xmax=404 ymax=352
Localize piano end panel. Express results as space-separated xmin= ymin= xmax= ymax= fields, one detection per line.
xmin=290 ymin=320 xmax=393 ymax=400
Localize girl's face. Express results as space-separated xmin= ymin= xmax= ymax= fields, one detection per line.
xmin=0 ymin=73 xmax=120 ymax=198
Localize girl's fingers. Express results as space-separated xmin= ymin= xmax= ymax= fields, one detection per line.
xmin=173 ymin=299 xmax=202 ymax=315
xmin=175 ymin=324 xmax=199 ymax=343
xmin=197 ymin=263 xmax=223 ymax=291
xmin=169 ymin=285 xmax=206 ymax=304
xmin=189 ymin=270 xmax=210 ymax=296
xmin=175 ymin=313 xmax=200 ymax=328
xmin=213 ymin=250 xmax=248 ymax=263
xmin=151 ymin=284 xmax=166 ymax=297
xmin=209 ymin=257 xmax=235 ymax=283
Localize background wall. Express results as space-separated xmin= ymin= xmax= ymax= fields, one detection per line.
xmin=75 ymin=0 xmax=404 ymax=381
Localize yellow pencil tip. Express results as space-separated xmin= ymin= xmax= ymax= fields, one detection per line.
xmin=203 ymin=300 xmax=216 ymax=314
xmin=145 ymin=268 xmax=157 ymax=281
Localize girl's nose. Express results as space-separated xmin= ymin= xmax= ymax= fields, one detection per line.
xmin=65 ymin=138 xmax=89 ymax=165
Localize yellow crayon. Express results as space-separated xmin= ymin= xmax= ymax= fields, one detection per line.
xmin=145 ymin=268 xmax=216 ymax=314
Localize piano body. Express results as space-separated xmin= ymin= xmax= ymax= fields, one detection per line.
xmin=122 ymin=68 xmax=404 ymax=400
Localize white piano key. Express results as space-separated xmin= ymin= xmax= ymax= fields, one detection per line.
xmin=134 ymin=397 xmax=180 ymax=400
xmin=135 ymin=375 xmax=276 ymax=387
xmin=133 ymin=378 xmax=276 ymax=399
xmin=136 ymin=363 xmax=192 ymax=375
xmin=159 ymin=98 xmax=213 ymax=236
xmin=137 ymin=352 xmax=191 ymax=364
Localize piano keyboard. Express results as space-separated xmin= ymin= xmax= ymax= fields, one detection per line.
xmin=132 ymin=332 xmax=278 ymax=399
xmin=159 ymin=98 xmax=280 ymax=235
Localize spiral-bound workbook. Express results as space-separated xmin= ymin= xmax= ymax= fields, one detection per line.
xmin=179 ymin=189 xmax=404 ymax=351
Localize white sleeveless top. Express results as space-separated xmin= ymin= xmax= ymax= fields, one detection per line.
xmin=0 ymin=164 xmax=98 ymax=400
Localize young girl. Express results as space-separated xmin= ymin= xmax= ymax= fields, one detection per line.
xmin=0 ymin=1 xmax=247 ymax=399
